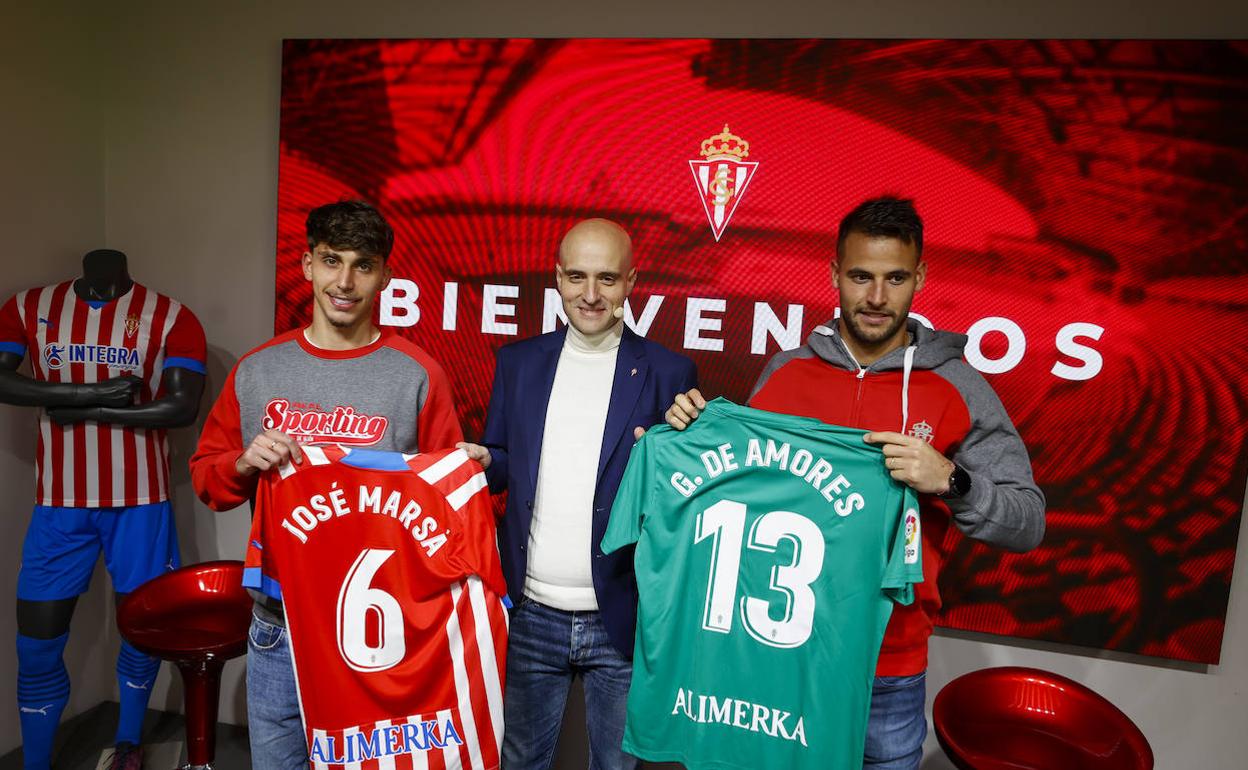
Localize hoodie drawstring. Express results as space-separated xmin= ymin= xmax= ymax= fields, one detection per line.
xmin=900 ymin=345 xmax=916 ymax=435
xmin=822 ymin=325 xmax=918 ymax=434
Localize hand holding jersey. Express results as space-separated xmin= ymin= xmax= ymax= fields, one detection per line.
xmin=862 ymin=431 xmax=957 ymax=496
xmin=663 ymin=387 xmax=707 ymax=430
xmin=669 ymin=395 xmax=956 ymax=495
xmin=603 ymin=399 xmax=922 ymax=769
xmin=658 ymin=197 xmax=1044 ymax=769
xmin=455 ymin=441 xmax=492 ymax=469
xmin=236 ymin=428 xmax=305 ymax=476
xmin=244 ymin=447 xmax=507 ymax=770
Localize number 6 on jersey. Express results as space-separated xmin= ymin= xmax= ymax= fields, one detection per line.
xmin=337 ymin=548 xmax=406 ymax=672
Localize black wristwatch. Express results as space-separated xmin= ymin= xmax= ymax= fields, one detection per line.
xmin=941 ymin=463 xmax=971 ymax=499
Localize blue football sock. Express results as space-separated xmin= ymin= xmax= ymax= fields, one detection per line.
xmin=16 ymin=632 xmax=71 ymax=770
xmin=115 ymin=640 xmax=160 ymax=745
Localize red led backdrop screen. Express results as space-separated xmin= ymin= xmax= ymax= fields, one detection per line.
xmin=276 ymin=39 xmax=1248 ymax=664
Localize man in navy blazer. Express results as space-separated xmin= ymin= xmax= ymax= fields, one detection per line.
xmin=460 ymin=219 xmax=695 ymax=770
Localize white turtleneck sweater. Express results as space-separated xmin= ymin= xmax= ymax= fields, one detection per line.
xmin=523 ymin=322 xmax=623 ymax=610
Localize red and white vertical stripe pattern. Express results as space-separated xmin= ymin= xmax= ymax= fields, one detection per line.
xmin=15 ymin=282 xmax=187 ymax=507
xmin=264 ymin=448 xmax=507 ymax=770
xmin=304 ymin=578 xmax=508 ymax=770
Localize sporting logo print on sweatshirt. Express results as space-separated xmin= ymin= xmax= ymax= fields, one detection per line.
xmin=262 ymin=398 xmax=390 ymax=445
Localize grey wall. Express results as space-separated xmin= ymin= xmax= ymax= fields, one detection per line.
xmin=0 ymin=1 xmax=118 ymax=754
xmin=1 ymin=0 xmax=1246 ymax=765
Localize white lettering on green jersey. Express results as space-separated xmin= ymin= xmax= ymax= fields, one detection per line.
xmin=602 ymin=398 xmax=922 ymax=770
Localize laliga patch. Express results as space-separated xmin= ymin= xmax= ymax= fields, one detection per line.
xmin=904 ymin=508 xmax=920 ymax=564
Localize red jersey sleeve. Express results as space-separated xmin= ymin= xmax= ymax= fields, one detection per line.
xmin=407 ymin=449 xmax=507 ymax=598
xmin=0 ymin=294 xmax=30 ymax=357
xmin=162 ymin=304 xmax=207 ymax=374
xmin=241 ymin=471 xmax=283 ymax=600
xmin=455 ymin=463 xmax=508 ymax=599
xmin=189 ymin=366 xmax=257 ymax=510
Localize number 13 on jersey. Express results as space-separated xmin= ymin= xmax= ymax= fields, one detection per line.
xmin=695 ymin=498 xmax=825 ymax=649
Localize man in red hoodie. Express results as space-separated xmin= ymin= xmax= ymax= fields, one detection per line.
xmin=665 ymin=196 xmax=1045 ymax=769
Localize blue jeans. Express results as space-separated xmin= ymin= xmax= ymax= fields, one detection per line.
xmin=501 ymin=598 xmax=639 ymax=770
xmin=246 ymin=611 xmax=308 ymax=770
xmin=863 ymin=672 xmax=927 ymax=769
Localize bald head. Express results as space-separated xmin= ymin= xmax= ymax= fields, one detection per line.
xmin=555 ymin=219 xmax=638 ymax=335
xmin=558 ymin=218 xmax=633 ymax=270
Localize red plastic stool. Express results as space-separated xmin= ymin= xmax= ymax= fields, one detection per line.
xmin=117 ymin=560 xmax=253 ymax=770
xmin=933 ymin=666 xmax=1153 ymax=770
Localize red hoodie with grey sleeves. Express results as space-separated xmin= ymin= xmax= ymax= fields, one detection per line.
xmin=190 ymin=328 xmax=463 ymax=513
xmin=749 ymin=319 xmax=1045 ymax=676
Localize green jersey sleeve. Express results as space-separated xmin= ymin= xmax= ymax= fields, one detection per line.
xmin=611 ymin=400 xmax=930 ymax=770
xmin=881 ymin=486 xmax=923 ymax=606
xmin=602 ymin=432 xmax=656 ymax=554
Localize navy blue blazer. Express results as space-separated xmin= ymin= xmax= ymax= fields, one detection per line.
xmin=480 ymin=325 xmax=697 ymax=656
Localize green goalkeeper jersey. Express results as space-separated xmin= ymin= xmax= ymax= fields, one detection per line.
xmin=602 ymin=398 xmax=922 ymax=770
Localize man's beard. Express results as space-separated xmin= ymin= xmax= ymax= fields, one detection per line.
xmin=844 ymin=308 xmax=907 ymax=347
xmin=326 ymin=309 xmax=362 ymax=329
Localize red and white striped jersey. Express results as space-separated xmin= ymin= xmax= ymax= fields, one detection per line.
xmin=244 ymin=447 xmax=509 ymax=770
xmin=0 ymin=280 xmax=206 ymax=508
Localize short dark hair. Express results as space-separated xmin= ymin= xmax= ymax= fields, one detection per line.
xmin=836 ymin=196 xmax=923 ymax=258
xmin=305 ymin=200 xmax=395 ymax=260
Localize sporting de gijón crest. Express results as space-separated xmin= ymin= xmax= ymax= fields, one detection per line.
xmin=688 ymin=125 xmax=759 ymax=242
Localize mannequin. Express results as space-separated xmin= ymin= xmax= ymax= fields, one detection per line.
xmin=0 ymin=249 xmax=206 ymax=769
xmin=0 ymin=249 xmax=142 ymax=410
xmin=0 ymin=249 xmax=204 ymax=427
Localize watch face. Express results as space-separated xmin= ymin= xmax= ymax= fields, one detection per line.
xmin=952 ymin=466 xmax=970 ymax=496
xmin=945 ymin=465 xmax=969 ymax=498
